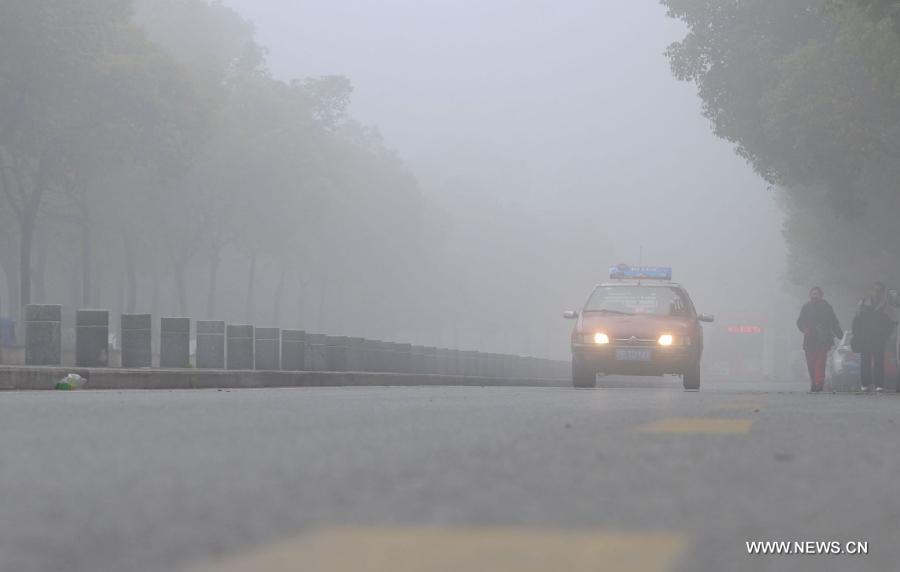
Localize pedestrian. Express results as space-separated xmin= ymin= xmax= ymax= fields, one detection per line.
xmin=851 ymin=283 xmax=895 ymax=393
xmin=796 ymin=286 xmax=843 ymax=392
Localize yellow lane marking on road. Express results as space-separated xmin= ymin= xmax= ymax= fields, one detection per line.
xmin=636 ymin=417 xmax=753 ymax=434
xmin=198 ymin=527 xmax=687 ymax=572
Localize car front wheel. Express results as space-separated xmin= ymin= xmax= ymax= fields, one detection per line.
xmin=682 ymin=364 xmax=701 ymax=390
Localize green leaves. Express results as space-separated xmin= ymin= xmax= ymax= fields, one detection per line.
xmin=663 ymin=0 xmax=900 ymax=294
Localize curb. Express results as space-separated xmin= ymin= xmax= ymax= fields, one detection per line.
xmin=0 ymin=366 xmax=569 ymax=391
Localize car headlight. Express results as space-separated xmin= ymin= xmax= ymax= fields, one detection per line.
xmin=594 ymin=333 xmax=610 ymax=345
xmin=658 ymin=334 xmax=674 ymax=346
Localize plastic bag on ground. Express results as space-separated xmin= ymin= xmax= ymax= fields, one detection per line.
xmin=55 ymin=373 xmax=86 ymax=391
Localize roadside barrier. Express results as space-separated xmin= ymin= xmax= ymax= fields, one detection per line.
xmin=10 ymin=304 xmax=571 ymax=384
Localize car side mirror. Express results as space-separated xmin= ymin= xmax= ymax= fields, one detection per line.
xmin=889 ymin=289 xmax=899 ymax=307
xmin=563 ymin=310 xmax=578 ymax=320
xmin=698 ymin=314 xmax=715 ymax=323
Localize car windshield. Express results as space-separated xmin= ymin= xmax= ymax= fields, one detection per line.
xmin=584 ymin=285 xmax=692 ymax=317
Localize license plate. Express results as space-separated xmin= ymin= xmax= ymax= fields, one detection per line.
xmin=616 ymin=348 xmax=651 ymax=362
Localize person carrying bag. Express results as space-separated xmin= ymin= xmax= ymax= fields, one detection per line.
xmin=851 ymin=284 xmax=894 ymax=392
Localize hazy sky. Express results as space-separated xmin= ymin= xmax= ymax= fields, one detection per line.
xmin=223 ymin=0 xmax=786 ymax=322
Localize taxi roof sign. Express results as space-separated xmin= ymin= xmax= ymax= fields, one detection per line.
xmin=609 ymin=264 xmax=672 ymax=281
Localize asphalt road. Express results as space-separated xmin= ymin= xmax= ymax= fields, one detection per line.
xmin=2 ymin=378 xmax=900 ymax=572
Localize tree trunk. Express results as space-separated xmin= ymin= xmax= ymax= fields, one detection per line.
xmin=92 ymin=267 xmax=102 ymax=310
xmin=151 ymin=267 xmax=160 ymax=319
xmin=317 ymin=282 xmax=327 ymax=333
xmin=18 ymin=210 xmax=35 ymax=312
xmin=116 ymin=270 xmax=124 ymax=319
xmin=80 ymin=216 xmax=92 ymax=307
xmin=174 ymin=262 xmax=188 ymax=317
xmin=333 ymin=282 xmax=344 ymax=333
xmin=272 ymin=266 xmax=286 ymax=328
xmin=5 ymin=155 xmax=43 ymax=316
xmin=124 ymin=235 xmax=137 ymax=314
xmin=34 ymin=236 xmax=47 ymax=304
xmin=0 ymin=245 xmax=20 ymax=319
xmin=296 ymin=277 xmax=305 ymax=329
xmin=245 ymin=251 xmax=256 ymax=323
xmin=206 ymin=251 xmax=220 ymax=319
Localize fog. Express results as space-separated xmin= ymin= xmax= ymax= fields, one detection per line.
xmin=6 ymin=4 xmax=900 ymax=568
xmin=222 ymin=0 xmax=788 ymax=360
xmin=1 ymin=1 xmax=817 ymax=377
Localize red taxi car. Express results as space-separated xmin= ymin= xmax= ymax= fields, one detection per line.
xmin=564 ymin=265 xmax=714 ymax=390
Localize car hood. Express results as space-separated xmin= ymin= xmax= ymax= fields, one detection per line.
xmin=579 ymin=313 xmax=694 ymax=338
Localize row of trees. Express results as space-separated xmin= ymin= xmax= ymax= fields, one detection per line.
xmin=0 ymin=0 xmax=612 ymax=357
xmin=0 ymin=1 xmax=435 ymax=335
xmin=663 ymin=0 xmax=900 ymax=301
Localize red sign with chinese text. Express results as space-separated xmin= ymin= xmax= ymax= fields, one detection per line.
xmin=727 ymin=325 xmax=762 ymax=334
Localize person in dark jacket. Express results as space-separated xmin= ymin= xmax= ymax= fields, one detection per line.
xmin=796 ymin=286 xmax=843 ymax=392
xmin=851 ymin=283 xmax=895 ymax=392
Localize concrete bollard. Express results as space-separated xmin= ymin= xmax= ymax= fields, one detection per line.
xmin=358 ymin=339 xmax=373 ymax=372
xmin=160 ymin=318 xmax=190 ymax=368
xmin=504 ymin=355 xmax=522 ymax=379
xmin=436 ymin=348 xmax=450 ymax=375
xmin=533 ymin=358 xmax=544 ymax=379
xmin=25 ymin=304 xmax=62 ymax=366
xmin=474 ymin=352 xmax=485 ymax=377
xmin=410 ymin=345 xmax=425 ymax=374
xmin=491 ymin=353 xmax=504 ymax=378
xmin=196 ymin=321 xmax=225 ymax=369
xmin=281 ymin=330 xmax=306 ymax=371
xmin=539 ymin=359 xmax=551 ymax=380
xmin=526 ymin=356 xmax=537 ymax=379
xmin=121 ymin=314 xmax=152 ymax=368
xmin=480 ymin=353 xmax=491 ymax=377
xmin=423 ymin=346 xmax=438 ymax=375
xmin=76 ymin=309 xmax=109 ymax=367
xmin=519 ymin=356 xmax=531 ymax=379
xmin=227 ymin=325 xmax=254 ymax=370
xmin=376 ymin=342 xmax=389 ymax=373
xmin=489 ymin=353 xmax=501 ymax=378
xmin=363 ymin=339 xmax=382 ymax=372
xmin=458 ymin=350 xmax=473 ymax=376
xmin=384 ymin=342 xmax=402 ymax=373
xmin=486 ymin=353 xmax=496 ymax=378
xmin=490 ymin=353 xmax=502 ymax=378
xmin=538 ymin=358 xmax=548 ymax=379
xmin=374 ymin=341 xmax=389 ymax=372
xmin=306 ymin=334 xmax=327 ymax=371
xmin=255 ymin=328 xmax=281 ymax=370
xmin=325 ymin=336 xmax=348 ymax=371
xmin=547 ymin=359 xmax=561 ymax=380
xmin=394 ymin=343 xmax=412 ymax=374
xmin=471 ymin=352 xmax=483 ymax=377
xmin=447 ymin=349 xmax=460 ymax=376
xmin=346 ymin=337 xmax=365 ymax=371
xmin=502 ymin=354 xmax=516 ymax=379
xmin=515 ymin=356 xmax=529 ymax=379
xmin=469 ymin=351 xmax=482 ymax=377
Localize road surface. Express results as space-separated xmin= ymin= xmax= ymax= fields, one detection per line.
xmin=2 ymin=379 xmax=899 ymax=572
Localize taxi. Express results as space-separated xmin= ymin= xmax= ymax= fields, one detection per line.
xmin=563 ymin=265 xmax=714 ymax=390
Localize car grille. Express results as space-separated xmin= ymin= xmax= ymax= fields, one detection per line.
xmin=613 ymin=337 xmax=657 ymax=346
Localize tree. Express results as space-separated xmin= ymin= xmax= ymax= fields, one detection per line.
xmin=0 ymin=1 xmax=135 ymax=310
xmin=663 ymin=0 xmax=900 ymax=296
xmin=0 ymin=0 xmax=438 ymax=336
